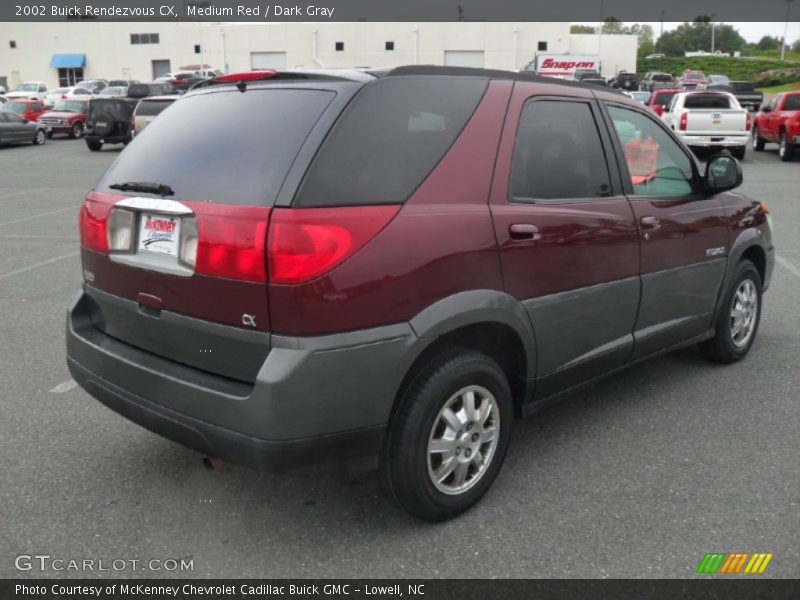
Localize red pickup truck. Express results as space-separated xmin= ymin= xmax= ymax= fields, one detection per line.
xmin=752 ymin=91 xmax=800 ymax=161
xmin=38 ymin=99 xmax=91 ymax=138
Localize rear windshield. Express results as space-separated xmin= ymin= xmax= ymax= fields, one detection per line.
xmin=652 ymin=74 xmax=672 ymax=81
xmin=784 ymin=95 xmax=800 ymax=111
xmin=135 ymin=99 xmax=175 ymax=116
xmin=684 ymin=94 xmax=732 ymax=109
xmin=295 ymin=76 xmax=488 ymax=207
xmin=97 ymin=88 xmax=334 ymax=205
xmin=653 ymin=91 xmax=677 ymax=106
xmin=685 ymin=72 xmax=706 ymax=81
xmin=618 ymin=73 xmax=637 ymax=80
xmin=731 ymin=82 xmax=755 ymax=92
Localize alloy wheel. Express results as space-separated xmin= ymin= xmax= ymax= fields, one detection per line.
xmin=730 ymin=279 xmax=758 ymax=348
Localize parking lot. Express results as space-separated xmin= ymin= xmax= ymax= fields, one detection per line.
xmin=1 ymin=137 xmax=798 ymax=579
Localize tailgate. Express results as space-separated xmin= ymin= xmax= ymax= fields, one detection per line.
xmin=684 ymin=110 xmax=747 ymax=135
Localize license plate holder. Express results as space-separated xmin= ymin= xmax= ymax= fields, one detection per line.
xmin=138 ymin=213 xmax=180 ymax=257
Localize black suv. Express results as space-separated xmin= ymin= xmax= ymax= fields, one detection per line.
xmin=611 ymin=72 xmax=639 ymax=91
xmin=85 ymin=97 xmax=138 ymax=151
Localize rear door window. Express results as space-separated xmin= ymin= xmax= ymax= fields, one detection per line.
xmin=97 ymin=89 xmax=335 ymax=205
xmin=295 ymin=76 xmax=487 ymax=207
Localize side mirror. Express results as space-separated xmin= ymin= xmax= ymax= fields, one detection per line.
xmin=705 ymin=154 xmax=742 ymax=194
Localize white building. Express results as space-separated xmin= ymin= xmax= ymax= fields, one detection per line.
xmin=0 ymin=22 xmax=637 ymax=89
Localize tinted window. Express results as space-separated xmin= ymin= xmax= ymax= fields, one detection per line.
xmin=511 ymin=100 xmax=612 ymax=201
xmin=653 ymin=91 xmax=677 ymax=106
xmin=652 ymin=74 xmax=672 ymax=82
xmin=135 ymin=99 xmax=175 ymax=116
xmin=98 ymin=89 xmax=334 ymax=206
xmin=784 ymin=95 xmax=800 ymax=111
xmin=731 ymin=82 xmax=755 ymax=92
xmin=296 ymin=76 xmax=487 ymax=207
xmin=5 ymin=103 xmax=25 ymax=114
xmin=684 ymin=94 xmax=731 ymax=109
xmin=607 ymin=105 xmax=695 ymax=197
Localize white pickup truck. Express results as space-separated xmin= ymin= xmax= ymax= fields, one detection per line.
xmin=665 ymin=91 xmax=751 ymax=160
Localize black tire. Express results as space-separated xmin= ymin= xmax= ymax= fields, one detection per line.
xmin=47 ymin=131 xmax=54 ymax=139
xmin=778 ymin=130 xmax=794 ymax=162
xmin=699 ymin=261 xmax=763 ymax=364
xmin=70 ymin=122 xmax=84 ymax=139
xmin=752 ymin=126 xmax=765 ymax=151
xmin=730 ymin=146 xmax=746 ymax=161
xmin=86 ymin=140 xmax=102 ymax=152
xmin=33 ymin=129 xmax=46 ymax=145
xmin=380 ymin=348 xmax=513 ymax=521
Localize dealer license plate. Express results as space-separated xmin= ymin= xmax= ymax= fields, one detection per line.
xmin=138 ymin=213 xmax=180 ymax=257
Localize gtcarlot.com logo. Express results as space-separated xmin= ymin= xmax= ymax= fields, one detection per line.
xmin=15 ymin=554 xmax=194 ymax=572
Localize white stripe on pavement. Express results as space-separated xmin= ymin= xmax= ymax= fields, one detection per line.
xmin=50 ymin=379 xmax=78 ymax=394
xmin=0 ymin=205 xmax=80 ymax=228
xmin=0 ymin=188 xmax=49 ymax=201
xmin=0 ymin=251 xmax=79 ymax=281
xmin=776 ymin=255 xmax=800 ymax=280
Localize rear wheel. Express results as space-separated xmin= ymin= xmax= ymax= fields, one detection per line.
xmin=730 ymin=146 xmax=746 ymax=161
xmin=778 ymin=130 xmax=794 ymax=162
xmin=699 ymin=261 xmax=762 ymax=364
xmin=33 ymin=129 xmax=46 ymax=145
xmin=70 ymin=122 xmax=84 ymax=139
xmin=86 ymin=140 xmax=102 ymax=151
xmin=380 ymin=349 xmax=513 ymax=521
xmin=752 ymin=126 xmax=765 ymax=151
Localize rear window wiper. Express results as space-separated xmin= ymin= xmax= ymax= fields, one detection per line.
xmin=108 ymin=181 xmax=175 ymax=196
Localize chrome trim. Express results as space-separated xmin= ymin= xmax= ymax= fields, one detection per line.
xmin=115 ymin=197 xmax=192 ymax=215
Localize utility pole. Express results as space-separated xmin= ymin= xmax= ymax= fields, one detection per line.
xmin=781 ymin=0 xmax=794 ymax=61
xmin=660 ymin=11 xmax=664 ymax=39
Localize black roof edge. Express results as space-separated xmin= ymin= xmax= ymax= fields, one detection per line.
xmin=385 ymin=65 xmax=627 ymax=95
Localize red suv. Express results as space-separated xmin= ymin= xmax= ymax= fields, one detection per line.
xmin=67 ymin=67 xmax=774 ymax=521
xmin=752 ymin=91 xmax=800 ymax=161
xmin=4 ymin=99 xmax=46 ymax=122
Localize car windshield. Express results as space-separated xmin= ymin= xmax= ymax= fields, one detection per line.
xmin=5 ymin=103 xmax=27 ymax=114
xmin=654 ymin=91 xmax=677 ymax=106
xmin=16 ymin=83 xmax=38 ymax=92
xmin=100 ymin=87 xmax=127 ymax=96
xmin=53 ymin=100 xmax=87 ymax=112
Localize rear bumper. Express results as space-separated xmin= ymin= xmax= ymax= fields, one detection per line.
xmin=85 ymin=133 xmax=130 ymax=144
xmin=682 ymin=134 xmax=749 ymax=148
xmin=67 ymin=289 xmax=428 ymax=470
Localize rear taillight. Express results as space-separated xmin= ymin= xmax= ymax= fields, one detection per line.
xmin=679 ymin=112 xmax=688 ymax=131
xmin=185 ymin=204 xmax=271 ymax=283
xmin=746 ymin=112 xmax=753 ymax=132
xmin=268 ymin=206 xmax=400 ymax=285
xmin=79 ymin=196 xmax=113 ymax=253
xmin=107 ymin=208 xmax=134 ymax=252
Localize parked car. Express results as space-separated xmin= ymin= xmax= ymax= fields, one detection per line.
xmin=610 ymin=71 xmax=639 ymax=91
xmin=572 ymin=69 xmax=603 ymax=82
xmin=665 ymin=91 xmax=751 ymax=159
xmin=640 ymin=72 xmax=676 ymax=92
xmin=43 ymin=86 xmax=93 ymax=109
xmin=76 ymin=80 xmax=109 ymax=94
xmin=729 ymin=81 xmax=763 ymax=112
xmin=132 ymin=96 xmax=177 ymax=136
xmin=705 ymin=74 xmax=731 ymax=88
xmin=647 ymin=88 xmax=680 ymax=117
xmin=0 ymin=109 xmax=48 ymax=145
xmin=98 ymin=86 xmax=129 ymax=99
xmin=679 ymin=70 xmax=708 ymax=90
xmin=38 ymin=99 xmax=91 ymax=138
xmin=752 ymin=91 xmax=800 ymax=161
xmin=84 ymin=97 xmax=138 ymax=150
xmin=644 ymin=53 xmax=665 ymax=59
xmin=5 ymin=81 xmax=48 ymax=101
xmin=3 ymin=99 xmax=46 ymax=122
xmin=67 ymin=67 xmax=774 ymax=521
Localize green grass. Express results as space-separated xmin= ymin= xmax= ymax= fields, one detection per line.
xmin=637 ymin=56 xmax=800 ymax=86
xmin=756 ymin=82 xmax=800 ymax=94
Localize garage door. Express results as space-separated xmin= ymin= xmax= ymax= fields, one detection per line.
xmin=152 ymin=60 xmax=171 ymax=79
xmin=250 ymin=52 xmax=288 ymax=70
xmin=444 ymin=51 xmax=484 ymax=68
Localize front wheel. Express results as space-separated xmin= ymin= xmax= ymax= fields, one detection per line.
xmin=779 ymin=130 xmax=794 ymax=162
xmin=380 ymin=349 xmax=513 ymax=521
xmin=752 ymin=126 xmax=765 ymax=151
xmin=699 ymin=261 xmax=762 ymax=364
xmin=70 ymin=122 xmax=84 ymax=139
xmin=33 ymin=129 xmax=46 ymax=145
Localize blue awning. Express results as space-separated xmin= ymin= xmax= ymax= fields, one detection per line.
xmin=50 ymin=54 xmax=86 ymax=69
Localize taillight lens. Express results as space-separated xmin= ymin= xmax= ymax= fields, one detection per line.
xmin=745 ymin=112 xmax=753 ymax=132
xmin=679 ymin=112 xmax=688 ymax=131
xmin=268 ymin=206 xmax=400 ymax=285
xmin=79 ymin=196 xmax=113 ymax=253
xmin=107 ymin=208 xmax=135 ymax=252
xmin=178 ymin=216 xmax=198 ymax=268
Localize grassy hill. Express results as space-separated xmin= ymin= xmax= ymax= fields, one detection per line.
xmin=636 ymin=56 xmax=800 ymax=86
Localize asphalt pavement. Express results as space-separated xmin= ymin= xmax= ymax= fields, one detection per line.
xmin=0 ymin=136 xmax=798 ymax=579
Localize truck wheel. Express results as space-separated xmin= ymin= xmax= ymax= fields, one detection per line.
xmin=380 ymin=348 xmax=513 ymax=521
xmin=731 ymin=146 xmax=746 ymax=161
xmin=70 ymin=122 xmax=84 ymax=139
xmin=752 ymin=127 xmax=765 ymax=152
xmin=779 ymin=130 xmax=794 ymax=162
xmin=86 ymin=140 xmax=102 ymax=152
xmin=699 ymin=261 xmax=762 ymax=364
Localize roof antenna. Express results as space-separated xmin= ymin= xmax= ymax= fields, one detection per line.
xmin=236 ymin=81 xmax=247 ymax=93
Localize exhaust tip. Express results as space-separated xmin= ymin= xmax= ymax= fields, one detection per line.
xmin=203 ymin=456 xmax=226 ymax=471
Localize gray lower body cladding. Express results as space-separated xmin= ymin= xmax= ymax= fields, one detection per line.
xmin=66 ymin=289 xmax=429 ymax=469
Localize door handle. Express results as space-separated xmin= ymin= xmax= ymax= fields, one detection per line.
xmin=509 ymin=223 xmax=540 ymax=240
xmin=640 ymin=216 xmax=661 ymax=230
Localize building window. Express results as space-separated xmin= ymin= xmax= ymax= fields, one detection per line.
xmin=9 ymin=40 xmax=16 ymax=49
xmin=131 ymin=33 xmax=159 ymax=45
xmin=58 ymin=67 xmax=84 ymax=87
xmin=538 ymin=41 xmax=548 ymax=51
xmin=385 ymin=41 xmax=395 ymax=51
xmin=194 ymin=44 xmax=201 ymax=54
xmin=335 ymin=42 xmax=344 ymax=51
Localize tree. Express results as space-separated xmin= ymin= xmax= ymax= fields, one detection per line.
xmin=655 ymin=21 xmax=746 ymax=56
xmin=793 ymin=39 xmax=800 ymax=53
xmin=601 ymin=18 xmax=626 ymax=35
xmin=755 ymin=36 xmax=782 ymax=51
xmin=629 ymin=23 xmax=655 ymax=48
xmin=570 ymin=24 xmax=596 ymax=34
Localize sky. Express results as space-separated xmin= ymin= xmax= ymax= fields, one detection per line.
xmin=575 ymin=21 xmax=800 ymax=44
